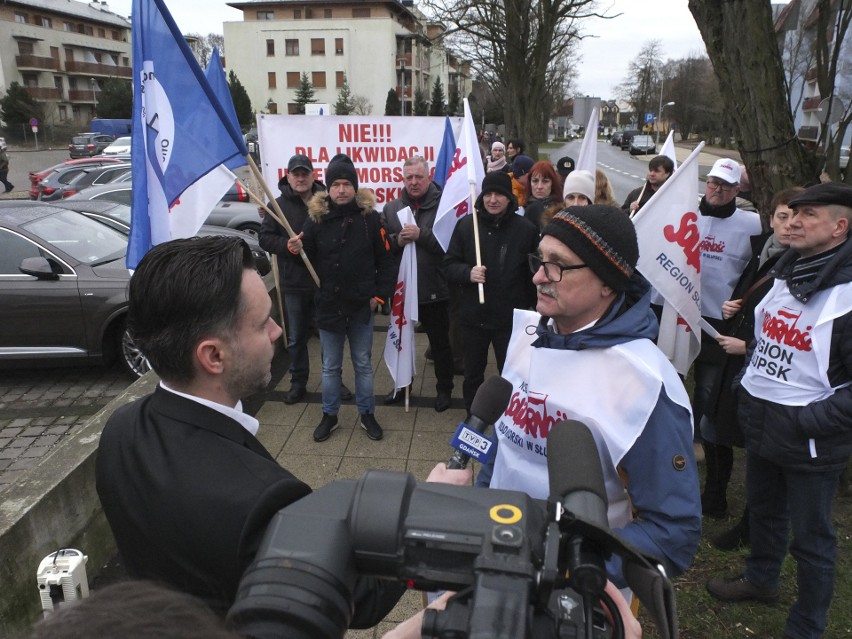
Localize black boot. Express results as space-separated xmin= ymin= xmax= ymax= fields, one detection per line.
xmin=712 ymin=507 xmax=750 ymax=551
xmin=701 ymin=443 xmax=730 ymax=518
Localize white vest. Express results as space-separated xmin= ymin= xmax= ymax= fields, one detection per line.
xmin=742 ymin=279 xmax=852 ymax=406
xmin=489 ymin=310 xmax=693 ymax=529
xmin=698 ymin=208 xmax=762 ymax=319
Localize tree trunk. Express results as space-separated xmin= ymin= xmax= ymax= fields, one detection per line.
xmin=688 ymin=0 xmax=819 ymax=215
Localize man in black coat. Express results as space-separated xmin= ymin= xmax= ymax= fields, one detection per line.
xmin=382 ymin=156 xmax=454 ymax=412
xmin=444 ymin=171 xmax=539 ymax=411
xmin=95 ymin=236 xmax=404 ymax=622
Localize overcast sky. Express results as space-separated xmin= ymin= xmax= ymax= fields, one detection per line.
xmin=106 ymin=0 xmax=783 ymax=99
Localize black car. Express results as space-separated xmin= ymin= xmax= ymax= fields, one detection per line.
xmin=68 ymin=133 xmax=115 ymax=158
xmin=619 ymin=129 xmax=641 ymax=150
xmin=0 ymin=203 xmax=146 ymax=377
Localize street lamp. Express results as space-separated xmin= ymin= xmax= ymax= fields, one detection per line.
xmin=656 ymin=101 xmax=675 ymax=146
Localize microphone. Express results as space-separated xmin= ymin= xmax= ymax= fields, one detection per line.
xmin=546 ymin=420 xmax=609 ymax=597
xmin=447 ymin=375 xmax=513 ymax=470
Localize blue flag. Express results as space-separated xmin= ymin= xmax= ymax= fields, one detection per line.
xmin=128 ymin=0 xmax=249 ymax=269
xmin=433 ymin=116 xmax=456 ymax=188
xmin=204 ymin=48 xmax=246 ymax=172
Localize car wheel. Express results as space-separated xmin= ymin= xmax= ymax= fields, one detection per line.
xmin=119 ymin=325 xmax=150 ymax=378
xmin=237 ymin=222 xmax=261 ymax=237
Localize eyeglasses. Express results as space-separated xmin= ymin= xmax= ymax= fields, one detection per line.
xmin=706 ymin=179 xmax=736 ymax=192
xmin=528 ymin=253 xmax=588 ymax=282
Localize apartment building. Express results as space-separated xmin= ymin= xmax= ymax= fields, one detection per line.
xmin=224 ymin=0 xmax=471 ymax=115
xmin=0 ymin=0 xmax=131 ymax=129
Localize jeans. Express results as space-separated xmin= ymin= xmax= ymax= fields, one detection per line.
xmin=418 ymin=300 xmax=454 ymax=393
xmin=319 ymin=315 xmax=375 ymax=415
xmin=284 ymin=290 xmax=314 ymax=389
xmin=692 ymin=360 xmax=721 ymax=442
xmin=745 ymin=451 xmax=843 ymax=639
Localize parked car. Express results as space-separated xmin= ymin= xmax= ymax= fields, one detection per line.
xmin=0 ymin=202 xmax=147 ymax=377
xmin=610 ymin=131 xmax=625 ymax=146
xmin=67 ymin=182 xmax=264 ymax=236
xmin=629 ymin=135 xmax=657 ymax=155
xmin=841 ymin=146 xmax=850 ymax=170
xmin=37 ymin=163 xmax=132 ymax=201
xmin=49 ymin=199 xmax=271 ymax=276
xmin=619 ymin=129 xmax=641 ymax=150
xmin=220 ymin=179 xmax=251 ymax=203
xmin=29 ymin=157 xmax=128 ymax=200
xmin=68 ymin=133 xmax=115 ymax=158
xmin=102 ymin=136 xmax=132 ymax=155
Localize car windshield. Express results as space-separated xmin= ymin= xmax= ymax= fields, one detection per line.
xmin=23 ymin=210 xmax=127 ymax=264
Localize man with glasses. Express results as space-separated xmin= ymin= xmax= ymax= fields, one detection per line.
xmin=477 ymin=205 xmax=701 ymax=585
xmin=693 ymin=159 xmax=762 ymax=510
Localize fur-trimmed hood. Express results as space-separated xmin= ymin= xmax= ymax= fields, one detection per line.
xmin=307 ymin=188 xmax=377 ymax=223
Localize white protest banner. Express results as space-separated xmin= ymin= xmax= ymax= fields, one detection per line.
xmin=384 ymin=207 xmax=418 ymax=400
xmin=632 ymin=143 xmax=705 ymax=374
xmin=575 ymin=108 xmax=599 ymax=174
xmin=257 ymin=115 xmax=461 ymax=206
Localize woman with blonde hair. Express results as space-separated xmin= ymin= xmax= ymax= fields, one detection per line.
xmin=595 ymin=168 xmax=618 ymax=207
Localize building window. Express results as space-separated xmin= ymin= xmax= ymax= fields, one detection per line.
xmin=256 ymin=11 xmax=274 ymax=20
xmin=311 ymin=38 xmax=325 ymax=55
xmin=268 ymin=72 xmax=277 ymax=89
xmin=97 ymin=27 xmax=105 ymax=37
xmin=294 ymin=9 xmax=301 ymax=18
xmin=336 ymin=71 xmax=345 ymax=88
xmin=18 ymin=41 xmax=34 ymax=55
xmin=266 ymin=39 xmax=275 ymax=56
xmin=112 ymin=30 xmax=120 ymax=40
xmin=84 ymin=25 xmax=94 ymax=36
xmin=335 ymin=38 xmax=344 ymax=55
xmin=64 ymin=21 xmax=73 ymax=31
xmin=352 ymin=8 xmax=371 ymax=17
xmin=40 ymin=16 xmax=53 ymax=28
xmin=122 ymin=57 xmax=129 ymax=66
xmin=312 ymin=72 xmax=326 ymax=88
xmin=59 ymin=105 xmax=67 ymax=121
xmin=93 ymin=52 xmax=102 ymax=63
xmin=15 ymin=12 xmax=28 ymax=24
xmin=325 ymin=8 xmax=333 ymax=18
xmin=286 ymin=72 xmax=300 ymax=88
xmin=288 ymin=103 xmax=301 ymax=115
xmin=305 ymin=8 xmax=313 ymax=18
xmin=285 ymin=39 xmax=299 ymax=56
xmin=22 ymin=73 xmax=38 ymax=88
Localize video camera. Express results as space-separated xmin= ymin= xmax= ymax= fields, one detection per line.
xmin=227 ymin=421 xmax=678 ymax=639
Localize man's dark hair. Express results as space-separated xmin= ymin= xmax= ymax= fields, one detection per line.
xmin=507 ymin=138 xmax=525 ymax=154
xmin=128 ymin=236 xmax=255 ymax=384
xmin=648 ymin=155 xmax=675 ymax=174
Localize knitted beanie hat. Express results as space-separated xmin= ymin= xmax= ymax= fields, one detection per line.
xmin=481 ymin=171 xmax=514 ymax=199
xmin=541 ymin=205 xmax=639 ymax=292
xmin=325 ymin=153 xmax=358 ymax=190
xmin=511 ymin=154 xmax=535 ymax=178
xmin=562 ymin=169 xmax=596 ymax=202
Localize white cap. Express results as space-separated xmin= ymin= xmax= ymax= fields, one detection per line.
xmin=491 ymin=141 xmax=505 ymax=152
xmin=707 ymin=158 xmax=741 ymax=184
xmin=562 ymin=169 xmax=596 ymax=202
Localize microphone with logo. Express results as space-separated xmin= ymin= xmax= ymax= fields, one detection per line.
xmin=447 ymin=375 xmax=513 ymax=470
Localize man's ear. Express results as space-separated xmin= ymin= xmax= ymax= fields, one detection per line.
xmin=601 ymin=284 xmax=614 ymax=298
xmin=195 ymin=337 xmax=227 ymax=376
xmin=833 ymin=215 xmax=849 ymax=239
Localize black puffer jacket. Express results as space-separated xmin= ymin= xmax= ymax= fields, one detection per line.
xmin=298 ymin=189 xmax=395 ymax=332
xmin=382 ymin=182 xmax=448 ymax=304
xmin=444 ymin=197 xmax=539 ymax=329
xmin=258 ymin=178 xmax=326 ymax=291
xmin=738 ymin=237 xmax=852 ymax=472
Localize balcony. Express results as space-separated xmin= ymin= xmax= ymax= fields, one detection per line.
xmin=65 ymin=60 xmax=131 ymax=78
xmin=802 ymin=95 xmax=822 ymax=110
xmin=24 ymin=87 xmax=61 ymax=100
xmin=396 ymin=85 xmax=412 ymax=98
xmin=396 ymin=53 xmax=412 ymax=68
xmin=68 ymin=89 xmax=99 ymax=102
xmin=15 ymin=55 xmax=59 ymax=71
xmin=798 ymin=125 xmax=819 ymax=141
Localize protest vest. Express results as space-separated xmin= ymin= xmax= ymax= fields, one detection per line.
xmin=489 ymin=310 xmax=692 ymax=529
xmin=742 ymin=279 xmax=852 ymax=406
xmin=697 ymin=209 xmax=762 ymax=319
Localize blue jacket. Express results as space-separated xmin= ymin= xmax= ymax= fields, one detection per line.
xmin=477 ymin=274 xmax=701 ymax=582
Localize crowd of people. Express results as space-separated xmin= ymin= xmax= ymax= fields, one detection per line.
xmin=39 ymin=136 xmax=849 ymax=639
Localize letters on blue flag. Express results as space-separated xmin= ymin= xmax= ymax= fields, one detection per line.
xmin=433 ymin=116 xmax=456 ymax=188
xmin=128 ymin=0 xmax=249 ymax=268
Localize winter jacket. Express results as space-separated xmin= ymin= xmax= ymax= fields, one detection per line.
xmin=477 ymin=274 xmax=701 ymax=580
xmin=297 ymin=189 xmax=395 ymax=333
xmin=738 ymin=237 xmax=852 ymax=472
xmin=523 ymin=195 xmax=562 ymax=230
xmin=258 ymin=178 xmax=326 ymax=292
xmin=382 ymin=182 xmax=448 ymax=304
xmin=620 ymin=182 xmax=656 ymax=213
xmin=444 ymin=197 xmax=539 ymax=330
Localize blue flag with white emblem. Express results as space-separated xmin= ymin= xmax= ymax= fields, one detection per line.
xmin=128 ymin=0 xmax=248 ymax=269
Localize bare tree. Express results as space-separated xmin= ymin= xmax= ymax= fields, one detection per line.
xmin=185 ymin=33 xmax=225 ymax=68
xmin=421 ymin=0 xmax=607 ymax=156
xmin=616 ymin=40 xmax=663 ymax=129
xmin=352 ymin=95 xmax=374 ymax=115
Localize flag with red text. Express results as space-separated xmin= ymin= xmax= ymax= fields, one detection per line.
xmin=384 ymin=206 xmax=419 ymax=395
xmin=433 ymin=99 xmax=485 ymax=251
xmin=632 ymin=143 xmax=705 ymax=374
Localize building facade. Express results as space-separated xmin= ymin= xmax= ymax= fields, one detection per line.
xmin=0 ymin=0 xmax=131 ymax=131
xmin=223 ymin=0 xmax=471 ymax=116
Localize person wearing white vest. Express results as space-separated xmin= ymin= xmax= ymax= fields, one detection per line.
xmin=477 ymin=205 xmax=701 ymax=585
xmin=693 ymin=158 xmax=762 ymax=518
xmin=707 ymin=182 xmax=852 ymax=639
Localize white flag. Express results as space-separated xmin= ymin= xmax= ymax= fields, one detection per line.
xmin=575 ymin=108 xmax=599 ymax=174
xmin=632 ymin=143 xmax=705 ymax=374
xmin=383 ymin=207 xmax=419 ymax=395
xmin=168 ymin=165 xmax=237 ymax=239
xmin=660 ymin=129 xmax=678 ymax=170
xmin=433 ymin=99 xmax=485 ymax=251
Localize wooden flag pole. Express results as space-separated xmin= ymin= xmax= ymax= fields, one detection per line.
xmin=469 ymin=182 xmax=485 ymax=304
xmin=244 ymin=154 xmax=321 ymax=288
xmin=270 ymin=255 xmax=288 ymax=348
xmin=628 ymin=182 xmax=648 ymax=220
